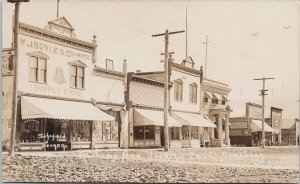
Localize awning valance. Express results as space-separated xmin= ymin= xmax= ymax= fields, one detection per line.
xmin=212 ymin=93 xmax=222 ymax=100
xmin=250 ymin=119 xmax=274 ymax=132
xmin=21 ymin=96 xmax=115 ymax=121
xmin=204 ymin=91 xmax=213 ymax=98
xmin=133 ymin=109 xmax=181 ymax=127
xmin=172 ymin=112 xmax=216 ymax=128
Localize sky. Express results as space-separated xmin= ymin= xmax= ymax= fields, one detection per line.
xmin=2 ymin=0 xmax=300 ymax=118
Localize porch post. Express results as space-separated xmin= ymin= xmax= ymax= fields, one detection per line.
xmin=225 ymin=113 xmax=230 ymax=145
xmin=44 ymin=118 xmax=46 ymax=151
xmin=217 ymin=113 xmax=222 ymax=140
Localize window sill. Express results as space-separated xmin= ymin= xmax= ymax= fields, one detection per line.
xmin=29 ymin=80 xmax=47 ymax=85
xmin=70 ymin=87 xmax=85 ymax=90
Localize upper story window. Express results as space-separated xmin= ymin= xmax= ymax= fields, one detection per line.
xmin=69 ymin=60 xmax=87 ymax=89
xmin=28 ymin=51 xmax=48 ymax=83
xmin=189 ymin=83 xmax=197 ymax=104
xmin=222 ymin=100 xmax=226 ymax=105
xmin=174 ymin=79 xmax=183 ymax=102
xmin=204 ymin=98 xmax=208 ymax=103
xmin=212 ymin=99 xmax=218 ymax=104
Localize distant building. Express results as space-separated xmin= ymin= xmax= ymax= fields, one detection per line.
xmin=281 ymin=118 xmax=299 ymax=145
xmin=229 ymin=103 xmax=276 ymax=147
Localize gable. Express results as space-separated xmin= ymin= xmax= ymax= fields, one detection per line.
xmin=49 ymin=17 xmax=74 ymax=30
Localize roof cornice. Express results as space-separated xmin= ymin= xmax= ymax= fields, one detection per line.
xmin=19 ymin=22 xmax=96 ymax=50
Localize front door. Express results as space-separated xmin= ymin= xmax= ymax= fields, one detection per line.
xmin=160 ymin=126 xmax=165 ymax=146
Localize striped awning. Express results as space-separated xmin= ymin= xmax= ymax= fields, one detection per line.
xmin=134 ymin=109 xmax=182 ymax=127
xmin=21 ymin=96 xmax=115 ymax=121
xmin=172 ymin=112 xmax=216 ymax=128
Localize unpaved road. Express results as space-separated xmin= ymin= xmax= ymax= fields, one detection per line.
xmin=2 ymin=146 xmax=299 ymax=183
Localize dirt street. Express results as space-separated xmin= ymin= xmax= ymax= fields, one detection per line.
xmin=2 ymin=146 xmax=299 ymax=183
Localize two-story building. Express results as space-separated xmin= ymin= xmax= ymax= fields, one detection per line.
xmin=134 ymin=56 xmax=216 ymax=148
xmin=2 ymin=17 xmax=126 ymax=151
xmin=201 ymin=78 xmax=232 ymax=147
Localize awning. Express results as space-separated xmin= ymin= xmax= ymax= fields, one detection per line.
xmin=21 ymin=96 xmax=115 ymax=121
xmin=134 ymin=109 xmax=181 ymax=127
xmin=204 ymin=91 xmax=213 ymax=98
xmin=222 ymin=95 xmax=228 ymax=101
xmin=172 ymin=112 xmax=216 ymax=128
xmin=250 ymin=119 xmax=274 ymax=132
xmin=97 ymin=104 xmax=123 ymax=111
xmin=222 ymin=117 xmax=232 ymax=126
xmin=212 ymin=93 xmax=222 ymax=100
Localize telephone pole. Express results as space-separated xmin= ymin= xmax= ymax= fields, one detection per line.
xmin=254 ymin=77 xmax=274 ymax=148
xmin=8 ymin=0 xmax=29 ymax=155
xmin=203 ymin=36 xmax=209 ymax=78
xmin=152 ymin=29 xmax=184 ymax=151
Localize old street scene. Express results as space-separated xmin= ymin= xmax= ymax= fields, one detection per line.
xmin=2 ymin=0 xmax=299 ymax=183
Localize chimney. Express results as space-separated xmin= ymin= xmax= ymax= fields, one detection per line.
xmin=136 ymin=70 xmax=141 ymax=73
xmin=123 ymin=59 xmax=127 ymax=73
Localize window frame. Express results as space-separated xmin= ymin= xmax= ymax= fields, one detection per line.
xmin=133 ymin=125 xmax=155 ymax=140
xmin=68 ymin=61 xmax=86 ymax=90
xmin=189 ymin=83 xmax=197 ymax=104
xmin=29 ymin=56 xmax=47 ymax=84
xmin=174 ymin=79 xmax=183 ymax=102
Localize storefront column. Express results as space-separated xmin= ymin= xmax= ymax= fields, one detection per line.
xmin=217 ymin=113 xmax=223 ymax=140
xmin=189 ymin=126 xmax=191 ymax=142
xmin=44 ymin=118 xmax=46 ymax=151
xmin=179 ymin=127 xmax=182 ymax=141
xmin=225 ymin=114 xmax=230 ymax=145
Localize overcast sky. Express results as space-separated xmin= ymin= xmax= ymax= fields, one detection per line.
xmin=2 ymin=0 xmax=299 ymax=118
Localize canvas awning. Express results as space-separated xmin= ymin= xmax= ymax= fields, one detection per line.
xmin=222 ymin=95 xmax=228 ymax=101
xmin=21 ymin=96 xmax=115 ymax=121
xmin=97 ymin=104 xmax=123 ymax=111
xmin=134 ymin=109 xmax=182 ymax=127
xmin=212 ymin=93 xmax=222 ymax=100
xmin=250 ymin=119 xmax=274 ymax=132
xmin=204 ymin=91 xmax=213 ymax=98
xmin=172 ymin=112 xmax=216 ymax=128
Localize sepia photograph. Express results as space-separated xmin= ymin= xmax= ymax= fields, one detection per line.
xmin=1 ymin=0 xmax=299 ymax=183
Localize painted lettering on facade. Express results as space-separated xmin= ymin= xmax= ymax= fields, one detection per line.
xmin=34 ymin=83 xmax=82 ymax=97
xmin=19 ymin=37 xmax=90 ymax=61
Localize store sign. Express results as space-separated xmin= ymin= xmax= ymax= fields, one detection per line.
xmin=20 ymin=37 xmax=91 ymax=61
xmin=34 ymin=83 xmax=82 ymax=97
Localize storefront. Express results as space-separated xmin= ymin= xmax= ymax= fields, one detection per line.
xmin=131 ymin=108 xmax=182 ymax=148
xmin=16 ymin=96 xmax=115 ymax=151
xmin=172 ymin=111 xmax=216 ymax=148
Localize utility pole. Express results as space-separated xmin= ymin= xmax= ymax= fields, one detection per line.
xmin=8 ymin=0 xmax=29 ymax=155
xmin=254 ymin=77 xmax=274 ymax=148
xmin=57 ymin=0 xmax=60 ymax=18
xmin=152 ymin=29 xmax=184 ymax=151
xmin=185 ymin=6 xmax=188 ymax=58
xmin=203 ymin=36 xmax=209 ymax=78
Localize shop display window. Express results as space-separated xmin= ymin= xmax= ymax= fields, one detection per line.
xmin=103 ymin=121 xmax=118 ymax=141
xmin=134 ymin=126 xmax=155 ymax=140
xmin=71 ymin=121 xmax=91 ymax=142
xmin=20 ymin=120 xmax=42 ymax=143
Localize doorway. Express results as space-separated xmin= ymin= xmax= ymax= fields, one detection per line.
xmin=160 ymin=126 xmax=165 ymax=146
